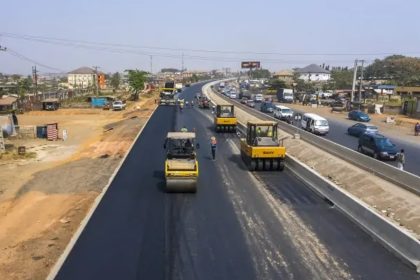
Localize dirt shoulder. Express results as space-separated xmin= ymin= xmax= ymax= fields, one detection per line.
xmin=207 ymin=88 xmax=420 ymax=241
xmin=0 ymin=93 xmax=158 ymax=280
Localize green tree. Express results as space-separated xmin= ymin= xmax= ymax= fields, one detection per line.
xmin=249 ymin=68 xmax=271 ymax=79
xmin=125 ymin=69 xmax=148 ymax=100
xmin=365 ymin=55 xmax=420 ymax=86
xmin=330 ymin=68 xmax=354 ymax=89
xmin=268 ymin=78 xmax=287 ymax=89
xmin=110 ymin=72 xmax=121 ymax=90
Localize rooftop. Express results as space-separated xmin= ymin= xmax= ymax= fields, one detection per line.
xmin=0 ymin=96 xmax=18 ymax=106
xmin=296 ymin=64 xmax=330 ymax=74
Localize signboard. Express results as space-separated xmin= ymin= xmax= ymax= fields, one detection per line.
xmin=241 ymin=61 xmax=261 ymax=69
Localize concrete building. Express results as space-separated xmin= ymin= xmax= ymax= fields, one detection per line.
xmin=0 ymin=96 xmax=18 ymax=112
xmin=296 ymin=64 xmax=331 ymax=82
xmin=68 ymin=67 xmax=106 ymax=90
xmin=273 ymin=70 xmax=294 ymax=84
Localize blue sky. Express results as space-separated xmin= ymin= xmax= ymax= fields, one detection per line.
xmin=1 ymin=0 xmax=419 ymax=75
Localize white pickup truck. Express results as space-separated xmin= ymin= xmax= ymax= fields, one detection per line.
xmin=112 ymin=100 xmax=126 ymax=111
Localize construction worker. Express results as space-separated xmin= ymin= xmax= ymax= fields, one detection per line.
xmin=210 ymin=136 xmax=217 ymax=160
xmin=396 ymin=149 xmax=405 ymax=170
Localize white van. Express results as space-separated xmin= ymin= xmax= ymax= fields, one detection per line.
xmin=254 ymin=94 xmax=263 ymax=102
xmin=301 ymin=113 xmax=329 ymax=135
xmin=273 ymin=105 xmax=293 ymax=120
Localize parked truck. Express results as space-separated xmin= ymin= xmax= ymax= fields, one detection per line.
xmin=276 ymin=88 xmax=294 ymax=103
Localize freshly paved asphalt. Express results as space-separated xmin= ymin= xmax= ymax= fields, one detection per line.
xmin=54 ymin=83 xmax=418 ymax=280
xmin=252 ymin=101 xmax=420 ymax=176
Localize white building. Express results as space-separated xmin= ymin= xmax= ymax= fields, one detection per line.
xmin=296 ymin=64 xmax=331 ymax=82
xmin=68 ymin=67 xmax=97 ymax=89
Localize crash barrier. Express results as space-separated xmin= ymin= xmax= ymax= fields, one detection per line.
xmin=203 ymin=81 xmax=420 ymax=197
xmin=287 ymin=155 xmax=420 ymax=272
xmin=233 ymin=120 xmax=420 ymax=272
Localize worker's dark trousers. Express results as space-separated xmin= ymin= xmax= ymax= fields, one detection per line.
xmin=211 ymin=147 xmax=216 ymax=160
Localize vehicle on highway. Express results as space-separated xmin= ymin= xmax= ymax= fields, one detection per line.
xmin=164 ymin=132 xmax=199 ymax=192
xmin=347 ymin=123 xmax=378 ymax=137
xmin=276 ymin=88 xmax=294 ymax=103
xmin=301 ymin=113 xmax=329 ymax=135
xmin=348 ymin=110 xmax=370 ymax=122
xmin=159 ymin=81 xmax=176 ymax=105
xmin=229 ymin=92 xmax=237 ymax=99
xmin=214 ymin=104 xmax=237 ymax=132
xmin=112 ymin=100 xmax=126 ymax=110
xmin=198 ymin=96 xmax=210 ymax=109
xmin=246 ymin=100 xmax=255 ymax=108
xmin=240 ymin=97 xmax=249 ymax=104
xmin=260 ymin=101 xmax=275 ymax=113
xmin=273 ymin=105 xmax=293 ymax=121
xmin=254 ymin=93 xmax=263 ymax=102
xmin=185 ymin=83 xmax=191 ymax=87
xmin=240 ymin=121 xmax=285 ymax=171
xmin=358 ymin=133 xmax=398 ymax=160
xmin=175 ymin=82 xmax=183 ymax=93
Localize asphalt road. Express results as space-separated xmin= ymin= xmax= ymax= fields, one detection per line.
xmin=54 ymin=83 xmax=417 ymax=280
xmin=250 ymin=100 xmax=420 ymax=176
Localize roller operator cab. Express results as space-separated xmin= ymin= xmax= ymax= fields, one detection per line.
xmin=214 ymin=104 xmax=237 ymax=132
xmin=164 ymin=132 xmax=199 ymax=193
xmin=240 ymin=121 xmax=286 ymax=171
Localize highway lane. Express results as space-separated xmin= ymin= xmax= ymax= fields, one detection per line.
xmin=249 ymin=100 xmax=420 ymax=175
xmin=54 ymin=83 xmax=417 ymax=279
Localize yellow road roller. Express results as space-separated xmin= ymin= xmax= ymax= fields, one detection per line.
xmin=164 ymin=132 xmax=199 ymax=192
xmin=214 ymin=104 xmax=237 ymax=132
xmin=240 ymin=121 xmax=286 ymax=171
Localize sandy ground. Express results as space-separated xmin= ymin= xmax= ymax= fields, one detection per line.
xmin=207 ymin=88 xmax=420 ymax=240
xmin=0 ymin=93 xmax=158 ymax=280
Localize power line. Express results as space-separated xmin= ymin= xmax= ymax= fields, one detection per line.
xmin=4 ymin=47 xmax=65 ymax=72
xmin=1 ymin=31 xmax=416 ymax=57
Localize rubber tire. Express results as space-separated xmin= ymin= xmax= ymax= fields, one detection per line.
xmin=373 ymin=152 xmax=379 ymax=159
xmin=272 ymin=159 xmax=279 ymax=170
xmin=279 ymin=160 xmax=285 ymax=171
xmin=357 ymin=145 xmax=363 ymax=153
xmin=256 ymin=159 xmax=264 ymax=170
xmin=263 ymin=159 xmax=271 ymax=171
xmin=249 ymin=159 xmax=256 ymax=171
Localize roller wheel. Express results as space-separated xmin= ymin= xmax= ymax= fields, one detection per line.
xmin=263 ymin=159 xmax=271 ymax=171
xmin=249 ymin=159 xmax=256 ymax=171
xmin=272 ymin=159 xmax=279 ymax=170
xmin=279 ymin=160 xmax=285 ymax=171
xmin=256 ymin=159 xmax=264 ymax=170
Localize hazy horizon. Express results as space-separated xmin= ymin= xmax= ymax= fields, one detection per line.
xmin=1 ymin=0 xmax=419 ymax=75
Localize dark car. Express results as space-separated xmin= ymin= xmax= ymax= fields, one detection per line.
xmin=347 ymin=123 xmax=378 ymax=137
xmin=348 ymin=110 xmax=370 ymax=122
xmin=240 ymin=97 xmax=249 ymax=104
xmin=358 ymin=133 xmax=397 ymax=160
xmin=260 ymin=101 xmax=275 ymax=113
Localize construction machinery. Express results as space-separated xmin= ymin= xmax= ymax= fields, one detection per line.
xmin=198 ymin=95 xmax=210 ymax=109
xmin=164 ymin=132 xmax=199 ymax=192
xmin=214 ymin=104 xmax=237 ymax=132
xmin=159 ymin=81 xmax=176 ymax=105
xmin=240 ymin=121 xmax=286 ymax=171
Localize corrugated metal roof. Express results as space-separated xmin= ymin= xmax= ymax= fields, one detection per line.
xmin=68 ymin=67 xmax=95 ymax=74
xmin=0 ymin=96 xmax=17 ymax=106
xmin=296 ymin=64 xmax=330 ymax=74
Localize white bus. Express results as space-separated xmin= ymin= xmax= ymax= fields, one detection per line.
xmin=301 ymin=113 xmax=329 ymax=135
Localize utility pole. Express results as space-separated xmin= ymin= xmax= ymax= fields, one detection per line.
xmin=150 ymin=55 xmax=153 ymax=74
xmin=32 ymin=66 xmax=38 ymax=100
xmin=92 ymin=66 xmax=100 ymax=96
xmin=358 ymin=60 xmax=365 ymax=103
xmin=181 ymin=53 xmax=184 ymax=73
xmin=351 ymin=59 xmax=358 ymax=102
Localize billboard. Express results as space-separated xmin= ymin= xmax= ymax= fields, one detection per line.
xmin=241 ymin=61 xmax=261 ymax=69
